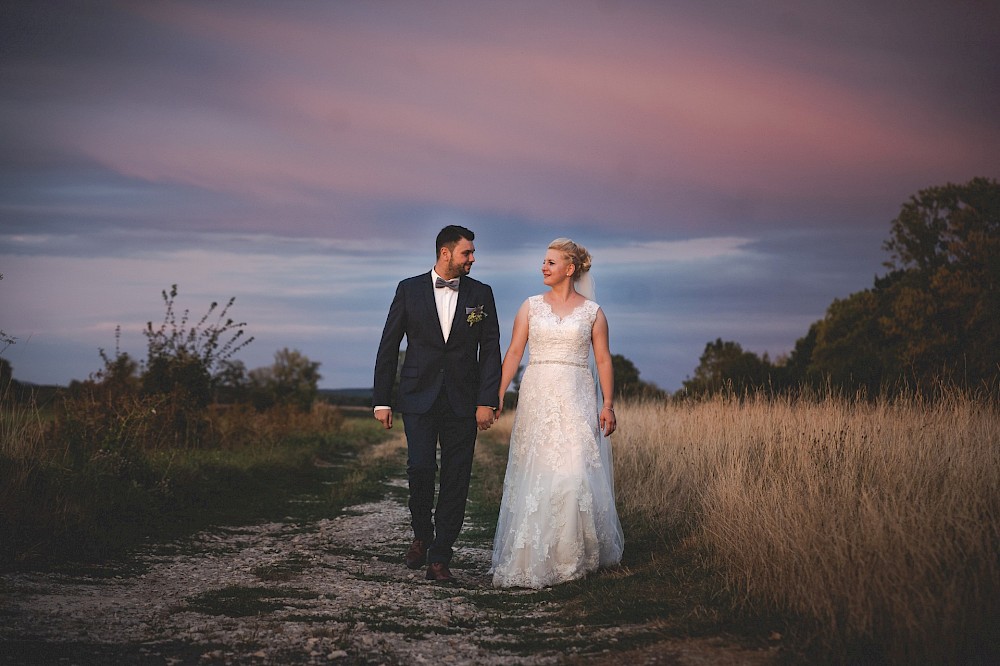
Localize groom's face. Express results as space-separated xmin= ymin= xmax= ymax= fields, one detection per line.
xmin=445 ymin=238 xmax=476 ymax=278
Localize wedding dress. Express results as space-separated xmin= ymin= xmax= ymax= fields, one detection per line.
xmin=491 ymin=295 xmax=625 ymax=588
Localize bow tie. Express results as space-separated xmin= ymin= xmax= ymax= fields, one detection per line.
xmin=435 ymin=277 xmax=459 ymax=291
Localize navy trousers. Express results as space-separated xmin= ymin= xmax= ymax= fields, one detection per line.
xmin=402 ymin=388 xmax=478 ymax=565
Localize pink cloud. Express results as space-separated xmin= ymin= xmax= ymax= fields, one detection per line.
xmin=70 ymin=1 xmax=993 ymax=226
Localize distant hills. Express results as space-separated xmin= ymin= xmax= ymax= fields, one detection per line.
xmin=318 ymin=387 xmax=372 ymax=406
xmin=2 ymin=381 xmax=373 ymax=408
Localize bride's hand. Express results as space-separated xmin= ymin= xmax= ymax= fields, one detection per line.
xmin=600 ymin=406 xmax=616 ymax=436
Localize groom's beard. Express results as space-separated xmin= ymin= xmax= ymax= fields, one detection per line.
xmin=450 ymin=261 xmax=473 ymax=277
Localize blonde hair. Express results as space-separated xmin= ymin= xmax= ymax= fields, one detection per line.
xmin=548 ymin=238 xmax=592 ymax=280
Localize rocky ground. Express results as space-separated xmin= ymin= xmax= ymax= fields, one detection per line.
xmin=0 ymin=447 xmax=778 ymax=665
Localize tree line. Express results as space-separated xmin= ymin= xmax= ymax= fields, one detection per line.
xmin=680 ymin=177 xmax=999 ymax=398
xmin=5 ymin=178 xmax=994 ymax=408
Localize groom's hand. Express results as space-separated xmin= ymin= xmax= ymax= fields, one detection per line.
xmin=374 ymin=408 xmax=393 ymax=429
xmin=476 ymin=405 xmax=495 ymax=431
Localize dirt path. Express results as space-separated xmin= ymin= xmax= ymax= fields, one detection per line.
xmin=0 ymin=444 xmax=777 ymax=665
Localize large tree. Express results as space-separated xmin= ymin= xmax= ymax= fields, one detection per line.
xmin=878 ymin=177 xmax=1000 ymax=386
xmin=808 ymin=289 xmax=897 ymax=394
xmin=799 ymin=177 xmax=1000 ymax=393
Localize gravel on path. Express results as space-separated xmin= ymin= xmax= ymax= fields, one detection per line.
xmin=1 ymin=457 xmax=777 ymax=665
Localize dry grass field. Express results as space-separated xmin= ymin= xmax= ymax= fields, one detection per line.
xmin=6 ymin=383 xmax=997 ymax=663
xmin=592 ymin=392 xmax=999 ymax=663
xmin=487 ymin=391 xmax=1000 ymax=662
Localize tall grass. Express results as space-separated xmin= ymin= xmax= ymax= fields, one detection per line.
xmin=611 ymin=391 xmax=1000 ymax=663
xmin=0 ymin=383 xmax=49 ymax=555
xmin=0 ymin=379 xmax=380 ymax=569
xmin=0 ymin=385 xmax=46 ymax=461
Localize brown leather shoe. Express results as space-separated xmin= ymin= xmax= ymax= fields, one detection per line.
xmin=404 ymin=539 xmax=427 ymax=569
xmin=425 ymin=562 xmax=456 ymax=582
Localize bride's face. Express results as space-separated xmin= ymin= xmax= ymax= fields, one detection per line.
xmin=541 ymin=249 xmax=574 ymax=286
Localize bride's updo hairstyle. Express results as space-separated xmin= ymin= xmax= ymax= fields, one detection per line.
xmin=548 ymin=238 xmax=592 ymax=282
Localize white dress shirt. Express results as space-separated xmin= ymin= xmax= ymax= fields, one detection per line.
xmin=431 ymin=269 xmax=459 ymax=343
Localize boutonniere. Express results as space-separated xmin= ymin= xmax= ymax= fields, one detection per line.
xmin=466 ymin=305 xmax=487 ymax=327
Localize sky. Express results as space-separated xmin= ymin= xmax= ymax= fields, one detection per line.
xmin=2 ymin=0 xmax=998 ymax=393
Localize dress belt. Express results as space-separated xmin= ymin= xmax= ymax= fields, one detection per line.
xmin=528 ymin=359 xmax=588 ymax=368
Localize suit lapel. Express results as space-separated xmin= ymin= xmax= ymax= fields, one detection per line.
xmin=447 ymin=278 xmax=471 ymax=344
xmin=420 ymin=272 xmax=446 ymax=345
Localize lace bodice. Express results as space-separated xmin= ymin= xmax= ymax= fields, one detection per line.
xmin=526 ymin=295 xmax=599 ymax=367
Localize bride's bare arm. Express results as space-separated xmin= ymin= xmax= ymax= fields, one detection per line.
xmin=592 ymin=308 xmax=616 ymax=435
xmin=498 ymin=300 xmax=530 ymax=408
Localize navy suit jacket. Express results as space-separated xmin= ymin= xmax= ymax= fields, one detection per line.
xmin=373 ymin=272 xmax=502 ymax=416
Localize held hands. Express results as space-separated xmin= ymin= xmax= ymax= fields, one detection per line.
xmin=600 ymin=405 xmax=616 ymax=437
xmin=476 ymin=405 xmax=496 ymax=431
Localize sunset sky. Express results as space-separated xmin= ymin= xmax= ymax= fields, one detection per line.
xmin=2 ymin=0 xmax=998 ymax=392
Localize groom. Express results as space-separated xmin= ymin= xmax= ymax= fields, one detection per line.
xmin=373 ymin=225 xmax=502 ymax=582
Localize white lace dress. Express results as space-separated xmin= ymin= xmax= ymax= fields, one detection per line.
xmin=491 ymin=295 xmax=625 ymax=589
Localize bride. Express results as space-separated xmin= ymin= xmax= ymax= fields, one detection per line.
xmin=491 ymin=238 xmax=625 ymax=589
